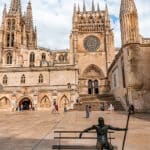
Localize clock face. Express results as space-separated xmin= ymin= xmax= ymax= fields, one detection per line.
xmin=84 ymin=36 xmax=100 ymax=52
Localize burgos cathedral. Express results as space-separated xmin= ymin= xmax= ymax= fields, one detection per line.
xmin=0 ymin=0 xmax=149 ymax=112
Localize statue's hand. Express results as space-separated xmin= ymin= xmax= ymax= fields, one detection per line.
xmin=79 ymin=132 xmax=83 ymax=138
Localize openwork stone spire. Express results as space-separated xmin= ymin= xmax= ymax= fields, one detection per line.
xmin=120 ymin=0 xmax=137 ymax=13
xmin=26 ymin=1 xmax=33 ymax=31
xmin=97 ymin=3 xmax=100 ymax=12
xmin=83 ymin=0 xmax=86 ymax=12
xmin=92 ymin=0 xmax=95 ymax=12
xmin=9 ymin=0 xmax=21 ymax=15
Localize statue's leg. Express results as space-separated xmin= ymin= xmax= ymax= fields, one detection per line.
xmin=108 ymin=144 xmax=114 ymax=150
xmin=96 ymin=141 xmax=103 ymax=150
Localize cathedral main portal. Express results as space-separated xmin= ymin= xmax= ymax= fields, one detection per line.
xmin=19 ymin=98 xmax=32 ymax=110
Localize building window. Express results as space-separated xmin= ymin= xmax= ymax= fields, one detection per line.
xmin=30 ymin=52 xmax=35 ymax=63
xmin=11 ymin=33 xmax=14 ymax=47
xmin=121 ymin=58 xmax=126 ymax=88
xmin=12 ymin=19 xmax=15 ymax=30
xmin=3 ymin=75 xmax=8 ymax=85
xmin=88 ymin=80 xmax=93 ymax=94
xmin=113 ymin=74 xmax=117 ymax=88
xmin=21 ymin=74 xmax=25 ymax=84
xmin=112 ymin=68 xmax=119 ymax=89
xmin=94 ymin=80 xmax=99 ymax=94
xmin=6 ymin=33 xmax=10 ymax=47
xmin=59 ymin=55 xmax=64 ymax=62
xmin=27 ymin=34 xmax=29 ymax=47
xmin=6 ymin=53 xmax=12 ymax=64
xmin=7 ymin=19 xmax=11 ymax=30
xmin=42 ymin=53 xmax=46 ymax=61
xmin=39 ymin=74 xmax=43 ymax=83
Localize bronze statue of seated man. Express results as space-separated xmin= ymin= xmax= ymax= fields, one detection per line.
xmin=79 ymin=117 xmax=127 ymax=150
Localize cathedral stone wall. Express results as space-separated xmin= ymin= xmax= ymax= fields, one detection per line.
xmin=108 ymin=0 xmax=150 ymax=112
xmin=0 ymin=0 xmax=149 ymax=112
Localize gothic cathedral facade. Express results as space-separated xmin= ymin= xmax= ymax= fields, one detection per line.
xmin=0 ymin=0 xmax=149 ymax=112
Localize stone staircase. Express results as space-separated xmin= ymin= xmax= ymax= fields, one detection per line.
xmin=74 ymin=94 xmax=124 ymax=111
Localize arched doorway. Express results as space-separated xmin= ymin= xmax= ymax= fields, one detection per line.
xmin=59 ymin=95 xmax=69 ymax=109
xmin=19 ymin=98 xmax=32 ymax=110
xmin=88 ymin=80 xmax=99 ymax=95
xmin=82 ymin=64 xmax=104 ymax=95
xmin=94 ymin=80 xmax=99 ymax=94
xmin=40 ymin=96 xmax=51 ymax=109
xmin=88 ymin=80 xmax=93 ymax=95
xmin=0 ymin=97 xmax=10 ymax=109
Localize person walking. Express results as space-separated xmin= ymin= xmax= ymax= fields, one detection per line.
xmin=55 ymin=104 xmax=59 ymax=113
xmin=85 ymin=104 xmax=90 ymax=118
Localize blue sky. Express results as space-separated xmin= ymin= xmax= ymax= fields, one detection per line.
xmin=0 ymin=0 xmax=150 ymax=49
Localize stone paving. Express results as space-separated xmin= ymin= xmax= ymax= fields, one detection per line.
xmin=0 ymin=110 xmax=149 ymax=150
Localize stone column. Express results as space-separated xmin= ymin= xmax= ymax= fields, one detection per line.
xmin=33 ymin=90 xmax=38 ymax=111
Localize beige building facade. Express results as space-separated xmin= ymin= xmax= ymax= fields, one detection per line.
xmin=0 ymin=0 xmax=149 ymax=112
xmin=108 ymin=0 xmax=150 ymax=112
xmin=0 ymin=0 xmax=114 ymax=111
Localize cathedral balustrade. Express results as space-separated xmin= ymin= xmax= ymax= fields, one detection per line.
xmin=142 ymin=38 xmax=150 ymax=44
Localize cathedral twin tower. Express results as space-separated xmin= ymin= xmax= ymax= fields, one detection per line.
xmin=0 ymin=0 xmax=37 ymax=52
xmin=0 ymin=0 xmax=140 ymax=51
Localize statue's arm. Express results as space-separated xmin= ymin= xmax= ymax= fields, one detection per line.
xmin=108 ymin=125 xmax=127 ymax=131
xmin=79 ymin=125 xmax=95 ymax=138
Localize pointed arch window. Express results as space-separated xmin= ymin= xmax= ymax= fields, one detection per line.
xmin=11 ymin=32 xmax=14 ymax=47
xmin=88 ymin=80 xmax=93 ymax=95
xmin=30 ymin=52 xmax=35 ymax=63
xmin=12 ymin=19 xmax=15 ymax=30
xmin=6 ymin=33 xmax=10 ymax=47
xmin=7 ymin=19 xmax=11 ymax=30
xmin=3 ymin=75 xmax=8 ymax=85
xmin=27 ymin=34 xmax=29 ymax=47
xmin=21 ymin=74 xmax=25 ymax=84
xmin=94 ymin=80 xmax=99 ymax=94
xmin=42 ymin=53 xmax=46 ymax=61
xmin=59 ymin=55 xmax=64 ymax=62
xmin=39 ymin=74 xmax=44 ymax=83
xmin=6 ymin=53 xmax=12 ymax=64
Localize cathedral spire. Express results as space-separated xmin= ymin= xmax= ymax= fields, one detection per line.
xmin=105 ymin=3 xmax=109 ymax=20
xmin=26 ymin=1 xmax=33 ymax=31
xmin=3 ymin=3 xmax=7 ymax=18
xmin=97 ymin=3 xmax=100 ymax=12
xmin=83 ymin=0 xmax=86 ymax=12
xmin=120 ymin=0 xmax=137 ymax=14
xmin=78 ymin=3 xmax=80 ymax=13
xmin=105 ymin=3 xmax=110 ymax=28
xmin=92 ymin=0 xmax=95 ymax=12
xmin=73 ymin=2 xmax=76 ymax=14
xmin=9 ymin=0 xmax=21 ymax=15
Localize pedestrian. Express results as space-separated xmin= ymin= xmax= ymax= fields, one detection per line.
xmin=21 ymin=104 xmax=23 ymax=111
xmin=108 ymin=104 xmax=114 ymax=112
xmin=55 ymin=104 xmax=59 ymax=113
xmin=85 ymin=104 xmax=90 ymax=118
xmin=64 ymin=104 xmax=67 ymax=112
xmin=100 ymin=103 xmax=105 ymax=111
xmin=52 ymin=100 xmax=56 ymax=113
xmin=29 ymin=104 xmax=32 ymax=111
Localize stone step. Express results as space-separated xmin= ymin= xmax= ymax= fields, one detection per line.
xmin=74 ymin=94 xmax=124 ymax=111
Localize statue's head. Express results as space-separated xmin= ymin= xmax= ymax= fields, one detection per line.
xmin=98 ymin=117 xmax=104 ymax=126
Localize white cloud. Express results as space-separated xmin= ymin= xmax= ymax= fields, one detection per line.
xmin=0 ymin=0 xmax=150 ymax=49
